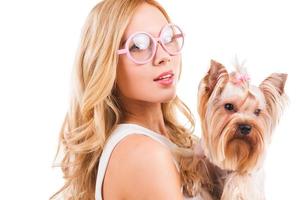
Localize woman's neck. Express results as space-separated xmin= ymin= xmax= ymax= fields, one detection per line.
xmin=117 ymin=90 xmax=172 ymax=137
xmin=119 ymin=102 xmax=169 ymax=137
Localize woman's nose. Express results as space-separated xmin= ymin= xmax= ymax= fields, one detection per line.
xmin=152 ymin=43 xmax=171 ymax=66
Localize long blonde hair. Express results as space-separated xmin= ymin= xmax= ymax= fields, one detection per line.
xmin=51 ymin=0 xmax=197 ymax=199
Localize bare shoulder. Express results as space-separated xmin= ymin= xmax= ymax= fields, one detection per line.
xmin=108 ymin=133 xmax=184 ymax=200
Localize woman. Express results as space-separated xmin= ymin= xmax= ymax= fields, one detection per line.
xmin=51 ymin=0 xmax=202 ymax=199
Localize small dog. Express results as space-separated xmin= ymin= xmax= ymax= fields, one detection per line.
xmin=189 ymin=59 xmax=287 ymax=200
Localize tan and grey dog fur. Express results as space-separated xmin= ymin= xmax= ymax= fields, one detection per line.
xmin=177 ymin=60 xmax=287 ymax=200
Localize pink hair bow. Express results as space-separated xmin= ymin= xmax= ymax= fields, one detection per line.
xmin=233 ymin=74 xmax=251 ymax=85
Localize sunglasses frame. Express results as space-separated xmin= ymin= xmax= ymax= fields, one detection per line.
xmin=117 ymin=23 xmax=184 ymax=65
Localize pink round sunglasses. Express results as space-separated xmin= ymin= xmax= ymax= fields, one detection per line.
xmin=117 ymin=23 xmax=184 ymax=65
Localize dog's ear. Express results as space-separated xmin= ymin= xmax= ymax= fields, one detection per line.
xmin=259 ymin=73 xmax=287 ymax=96
xmin=259 ymin=73 xmax=288 ymax=129
xmin=198 ymin=60 xmax=229 ymax=120
xmin=201 ymin=60 xmax=229 ymax=93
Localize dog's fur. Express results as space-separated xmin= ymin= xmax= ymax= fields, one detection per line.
xmin=177 ymin=60 xmax=287 ymax=200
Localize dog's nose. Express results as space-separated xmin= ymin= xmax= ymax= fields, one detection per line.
xmin=238 ymin=124 xmax=252 ymax=135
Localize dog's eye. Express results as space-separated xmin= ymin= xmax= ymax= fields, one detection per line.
xmin=224 ymin=103 xmax=234 ymax=111
xmin=254 ymin=109 xmax=261 ymax=116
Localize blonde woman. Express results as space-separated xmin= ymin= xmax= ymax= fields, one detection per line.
xmin=51 ymin=0 xmax=205 ymax=199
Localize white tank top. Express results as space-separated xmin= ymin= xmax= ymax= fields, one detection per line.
xmin=95 ymin=123 xmax=202 ymax=200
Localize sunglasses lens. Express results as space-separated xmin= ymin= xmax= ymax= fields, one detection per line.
xmin=161 ymin=25 xmax=184 ymax=55
xmin=128 ymin=33 xmax=154 ymax=63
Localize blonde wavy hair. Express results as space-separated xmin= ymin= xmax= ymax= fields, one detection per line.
xmin=51 ymin=0 xmax=199 ymax=199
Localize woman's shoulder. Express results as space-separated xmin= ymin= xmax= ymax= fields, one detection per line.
xmin=110 ymin=133 xmax=176 ymax=173
xmin=107 ymin=133 xmax=184 ymax=199
xmin=115 ymin=133 xmax=171 ymax=156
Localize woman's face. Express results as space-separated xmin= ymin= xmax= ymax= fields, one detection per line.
xmin=116 ymin=3 xmax=181 ymax=103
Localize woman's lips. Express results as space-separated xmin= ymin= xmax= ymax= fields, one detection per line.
xmin=153 ymin=70 xmax=174 ymax=81
xmin=153 ymin=70 xmax=175 ymax=86
xmin=154 ymin=75 xmax=174 ymax=86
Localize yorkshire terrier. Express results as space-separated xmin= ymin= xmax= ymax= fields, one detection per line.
xmin=198 ymin=59 xmax=287 ymax=199
xmin=178 ymin=60 xmax=287 ymax=200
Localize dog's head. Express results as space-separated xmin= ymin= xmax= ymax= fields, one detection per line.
xmin=197 ymin=60 xmax=287 ymax=174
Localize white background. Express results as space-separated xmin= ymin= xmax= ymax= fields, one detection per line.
xmin=0 ymin=0 xmax=299 ymax=199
